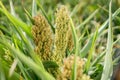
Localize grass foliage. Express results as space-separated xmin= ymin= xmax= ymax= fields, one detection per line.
xmin=0 ymin=0 xmax=120 ymax=80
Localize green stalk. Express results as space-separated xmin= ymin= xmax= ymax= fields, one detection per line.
xmin=70 ymin=17 xmax=79 ymax=80
xmin=9 ymin=0 xmax=16 ymax=16
xmin=85 ymin=27 xmax=98 ymax=72
xmin=32 ymin=0 xmax=37 ymax=17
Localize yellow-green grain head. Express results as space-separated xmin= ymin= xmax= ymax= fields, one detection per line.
xmin=57 ymin=55 xmax=84 ymax=80
xmin=32 ymin=14 xmax=53 ymax=61
xmin=57 ymin=55 xmax=92 ymax=80
xmin=53 ymin=5 xmax=71 ymax=65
